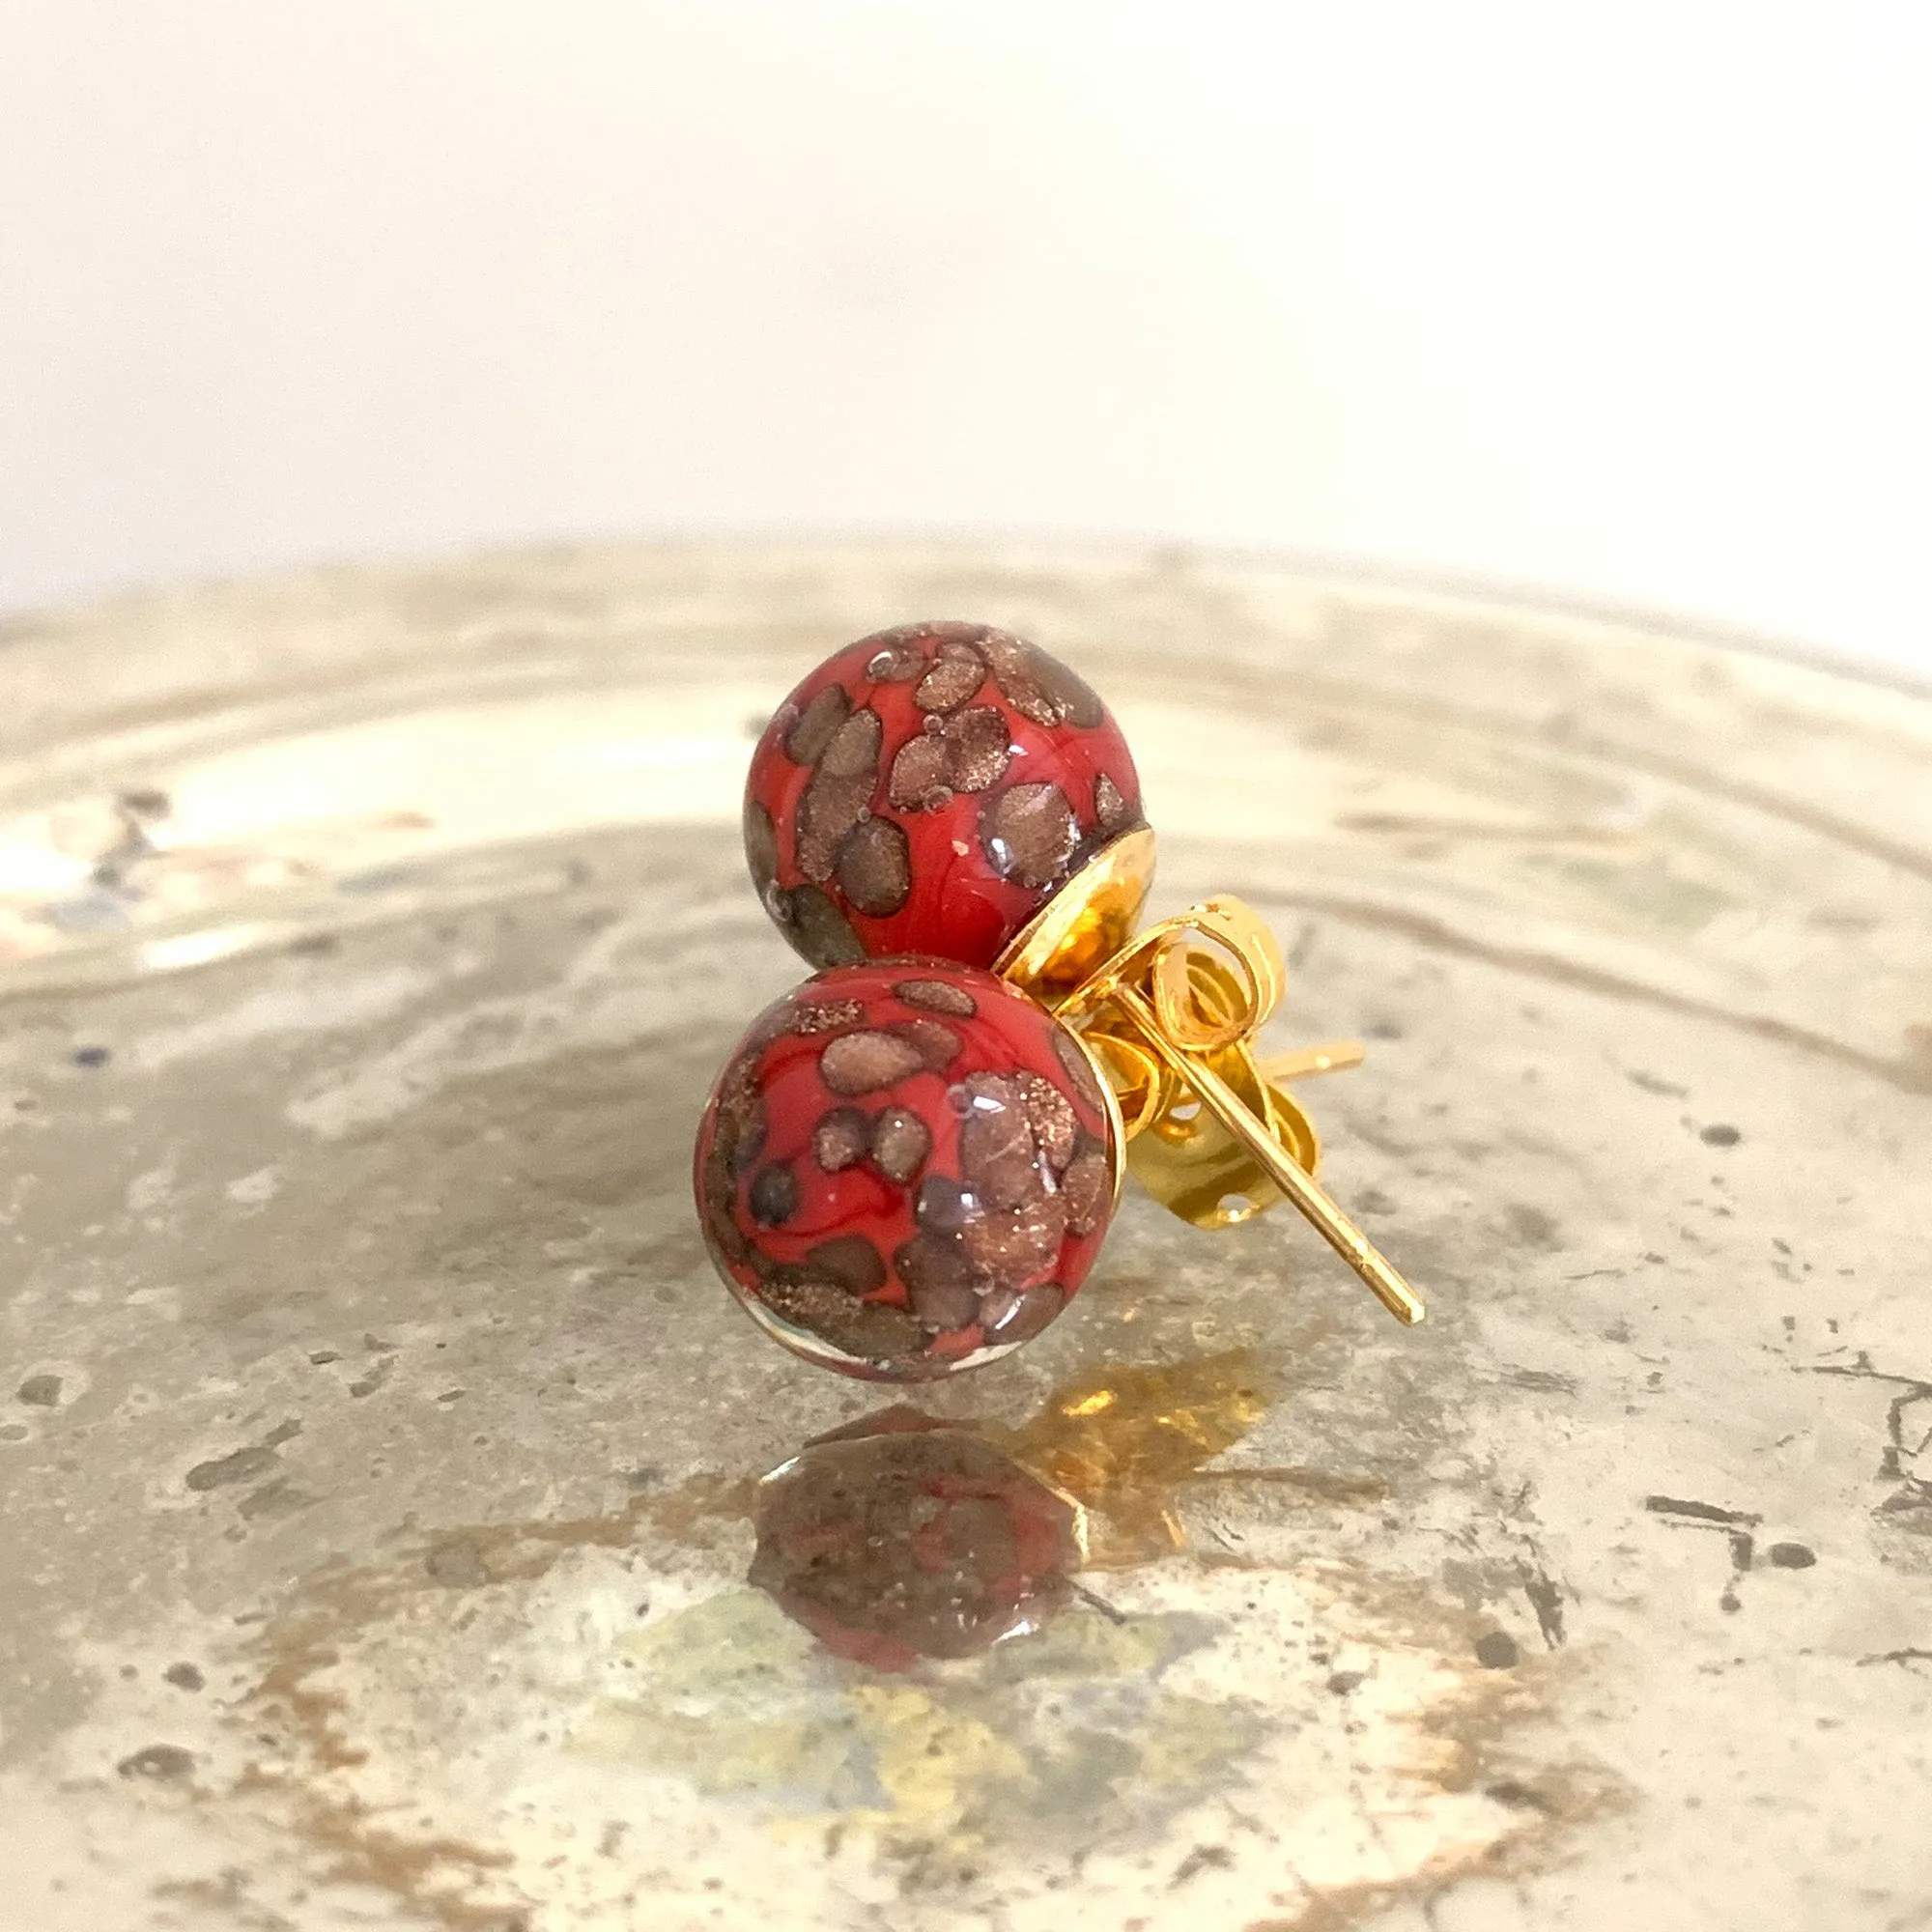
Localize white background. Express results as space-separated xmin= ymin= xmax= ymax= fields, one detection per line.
xmin=4 ymin=3 xmax=1928 ymax=677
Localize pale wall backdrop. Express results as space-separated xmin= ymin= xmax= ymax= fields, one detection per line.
xmin=4 ymin=2 xmax=1928 ymax=676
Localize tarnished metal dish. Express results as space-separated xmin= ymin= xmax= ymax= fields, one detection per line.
xmin=1 ymin=541 xmax=1927 ymax=1931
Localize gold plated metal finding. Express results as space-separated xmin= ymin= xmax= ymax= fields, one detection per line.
xmin=1259 ymin=1040 xmax=1366 ymax=1084
xmin=995 ymin=825 xmax=1158 ymax=1005
xmin=1013 ymin=892 xmax=1426 ymax=1327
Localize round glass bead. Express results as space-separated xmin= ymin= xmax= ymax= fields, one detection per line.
xmin=744 ymin=621 xmax=1145 ymax=973
xmin=694 ymin=959 xmax=1119 ymax=1379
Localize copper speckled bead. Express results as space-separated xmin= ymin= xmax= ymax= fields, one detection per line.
xmin=744 ymin=621 xmax=1145 ymax=974
xmin=694 ymin=958 xmax=1120 ymax=1379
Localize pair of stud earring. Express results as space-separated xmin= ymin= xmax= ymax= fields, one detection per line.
xmin=695 ymin=621 xmax=1425 ymax=1382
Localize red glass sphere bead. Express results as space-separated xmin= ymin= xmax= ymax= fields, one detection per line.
xmin=694 ymin=958 xmax=1122 ymax=1379
xmin=744 ymin=621 xmax=1148 ymax=975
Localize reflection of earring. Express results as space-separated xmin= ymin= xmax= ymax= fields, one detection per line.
xmin=751 ymin=1406 xmax=1086 ymax=1670
xmin=696 ymin=621 xmax=1426 ymax=1381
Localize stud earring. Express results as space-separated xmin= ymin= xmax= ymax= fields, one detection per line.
xmin=742 ymin=620 xmax=1153 ymax=981
xmin=694 ymin=958 xmax=1124 ymax=1380
xmin=701 ymin=621 xmax=1425 ymax=1381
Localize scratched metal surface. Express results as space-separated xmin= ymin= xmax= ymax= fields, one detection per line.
xmin=0 ymin=540 xmax=1928 ymax=1932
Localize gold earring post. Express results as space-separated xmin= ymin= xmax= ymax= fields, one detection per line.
xmin=1259 ymin=1040 xmax=1367 ymax=1084
xmin=1005 ymin=867 xmax=1426 ymax=1328
xmin=1105 ymin=985 xmax=1425 ymax=1326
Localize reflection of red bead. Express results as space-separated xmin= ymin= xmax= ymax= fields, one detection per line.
xmin=744 ymin=621 xmax=1145 ymax=973
xmin=751 ymin=1408 xmax=1081 ymax=1668
xmin=694 ymin=959 xmax=1118 ymax=1379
